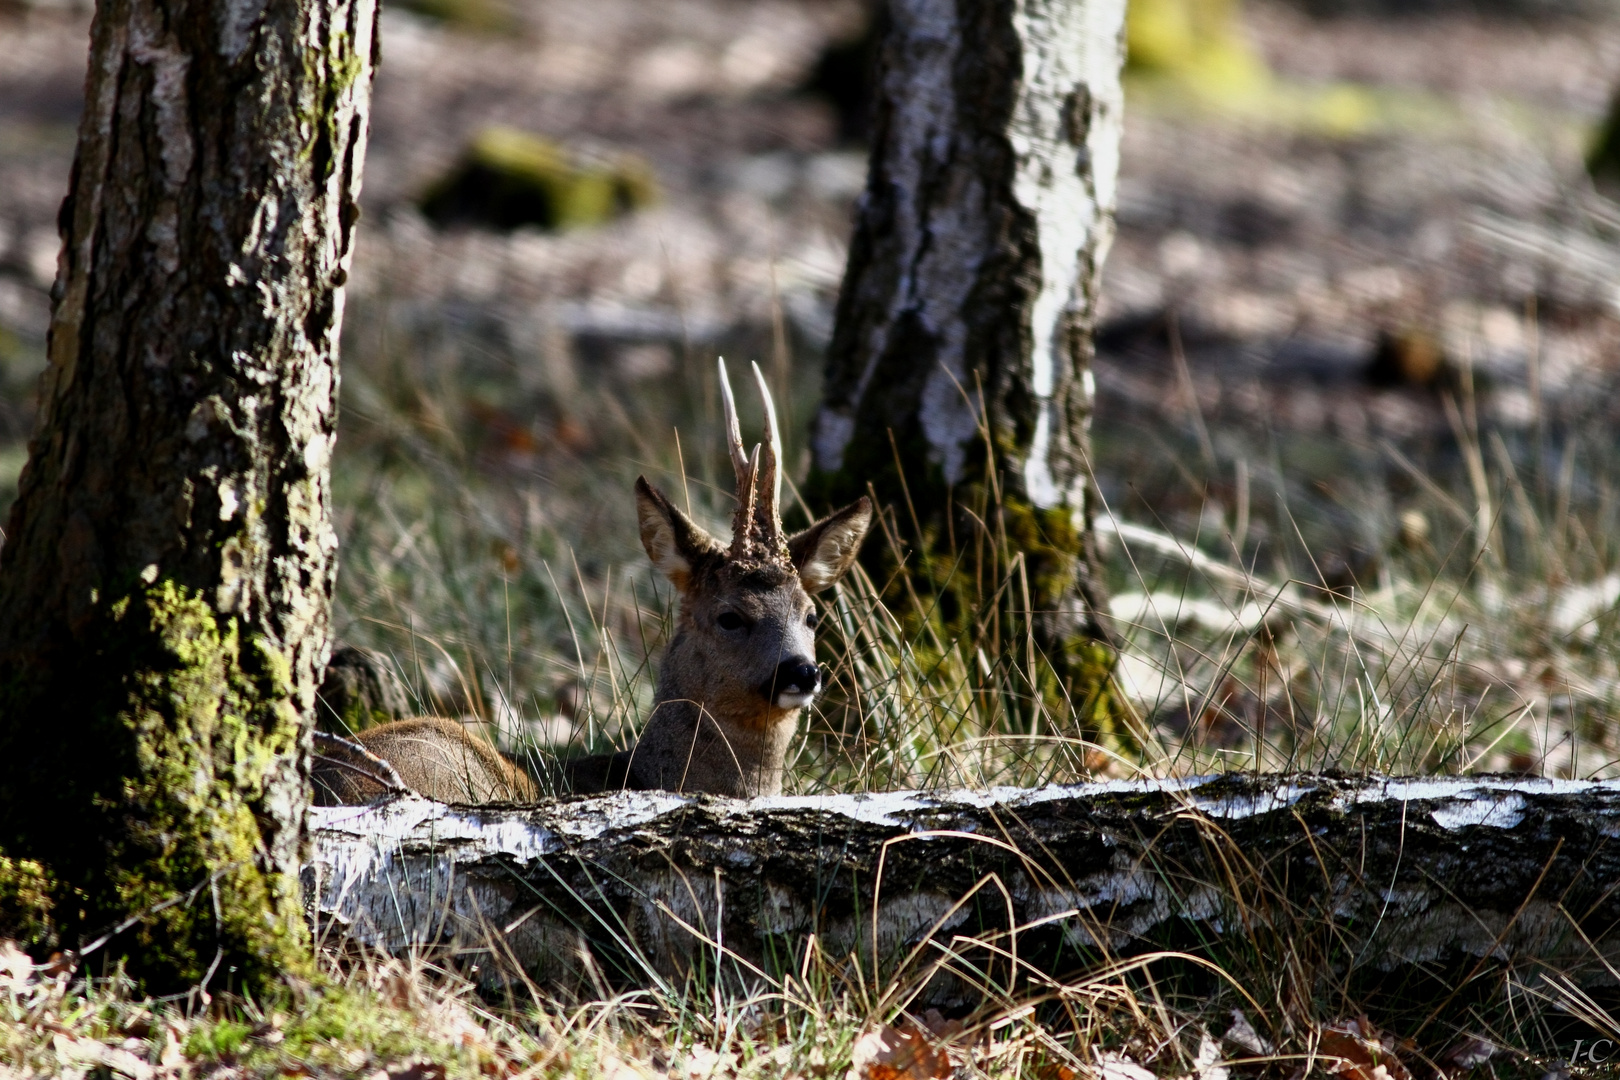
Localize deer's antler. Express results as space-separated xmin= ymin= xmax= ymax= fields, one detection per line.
xmin=749 ymin=361 xmax=784 ymax=553
xmin=717 ymin=356 xmax=752 ymax=488
xmin=718 ymin=358 xmax=789 ymax=567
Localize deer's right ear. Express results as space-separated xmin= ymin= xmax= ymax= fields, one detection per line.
xmin=635 ymin=477 xmax=719 ymax=592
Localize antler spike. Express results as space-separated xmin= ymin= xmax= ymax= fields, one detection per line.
xmin=750 ymin=361 xmax=784 ymax=548
xmin=730 ymin=444 xmax=760 ymax=561
xmin=717 ymin=358 xmax=750 ymax=486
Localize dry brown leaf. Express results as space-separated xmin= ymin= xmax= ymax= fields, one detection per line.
xmin=1316 ymin=1018 xmax=1412 ymax=1080
xmin=847 ymin=1011 xmax=963 ymax=1080
xmin=680 ymin=1044 xmax=738 ymax=1078
xmin=43 ymin=951 xmax=77 ymax=978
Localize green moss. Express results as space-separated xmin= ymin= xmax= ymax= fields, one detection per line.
xmin=389 ymin=0 xmax=517 ymax=33
xmin=110 ymin=582 xmax=309 ymax=989
xmin=1126 ymin=0 xmax=1269 ymax=101
xmin=421 ymin=126 xmax=659 ymax=232
xmin=0 ymin=854 xmax=56 ymax=948
xmin=0 ymin=579 xmax=312 ymax=994
xmin=186 ymin=1019 xmax=254 ymax=1060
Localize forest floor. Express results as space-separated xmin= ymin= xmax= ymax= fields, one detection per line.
xmin=4 ymin=0 xmax=1620 ymax=1074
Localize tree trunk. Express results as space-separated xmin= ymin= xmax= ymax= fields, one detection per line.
xmin=806 ymin=0 xmax=1127 ymax=726
xmin=309 ymin=776 xmax=1620 ymax=1007
xmin=0 ymin=0 xmax=377 ymax=992
xmin=1590 ymin=82 xmax=1620 ymax=195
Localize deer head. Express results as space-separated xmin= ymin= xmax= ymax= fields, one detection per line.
xmin=625 ymin=359 xmax=873 ymax=796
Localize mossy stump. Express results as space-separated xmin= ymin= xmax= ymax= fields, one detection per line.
xmin=316 ymin=645 xmax=412 ymax=734
xmin=421 ymin=126 xmax=657 ymax=232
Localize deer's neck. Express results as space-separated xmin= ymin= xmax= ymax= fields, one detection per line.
xmin=631 ymin=635 xmax=798 ymax=797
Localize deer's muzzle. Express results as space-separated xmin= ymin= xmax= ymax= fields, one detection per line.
xmin=763 ymin=658 xmax=821 ymax=708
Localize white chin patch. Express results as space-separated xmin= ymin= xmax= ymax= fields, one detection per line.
xmin=776 ymin=690 xmax=816 ymax=709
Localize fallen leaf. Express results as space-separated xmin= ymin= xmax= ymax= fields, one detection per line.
xmin=1193 ymin=1032 xmax=1229 ymax=1080
xmin=681 ymin=1044 xmax=737 ymax=1078
xmin=1095 ymin=1050 xmax=1157 ymax=1080
xmin=1316 ymin=1018 xmax=1412 ymax=1080
xmin=847 ymin=1014 xmax=959 ymax=1080
xmin=1224 ymin=1011 xmax=1274 ymax=1057
xmin=0 ymin=940 xmax=33 ymax=996
xmin=1442 ymin=1035 xmax=1496 ymax=1070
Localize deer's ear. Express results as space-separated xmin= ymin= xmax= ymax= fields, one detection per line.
xmin=636 ymin=477 xmax=720 ymax=592
xmin=788 ymin=497 xmax=873 ymax=594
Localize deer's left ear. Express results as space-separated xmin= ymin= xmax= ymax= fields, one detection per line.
xmin=788 ymin=497 xmax=873 ymax=594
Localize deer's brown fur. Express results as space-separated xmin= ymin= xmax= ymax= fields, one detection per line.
xmin=312 ymin=716 xmax=538 ymax=805
xmin=314 ymin=361 xmax=871 ymax=804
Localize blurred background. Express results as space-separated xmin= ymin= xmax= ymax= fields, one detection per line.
xmin=2 ymin=0 xmax=1619 ymax=785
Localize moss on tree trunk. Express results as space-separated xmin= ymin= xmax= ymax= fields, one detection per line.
xmin=807 ymin=0 xmax=1128 ymax=735
xmin=0 ymin=0 xmax=378 ymax=992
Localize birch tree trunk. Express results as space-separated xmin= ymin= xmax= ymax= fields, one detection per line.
xmin=309 ymin=776 xmax=1620 ymax=1007
xmin=807 ymin=0 xmax=1127 ymax=724
xmin=0 ymin=0 xmax=377 ymax=992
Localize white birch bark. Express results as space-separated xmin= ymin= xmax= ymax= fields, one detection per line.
xmin=308 ymin=775 xmax=1620 ymax=1003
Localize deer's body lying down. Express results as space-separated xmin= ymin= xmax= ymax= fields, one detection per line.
xmin=311 ymin=717 xmax=538 ymax=805
xmin=312 ymin=361 xmax=870 ymax=804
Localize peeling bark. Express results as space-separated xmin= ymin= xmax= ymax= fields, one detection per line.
xmin=806 ymin=0 xmax=1127 ymax=715
xmin=0 ymin=0 xmax=378 ymax=991
xmin=309 ymin=775 xmax=1620 ymax=1005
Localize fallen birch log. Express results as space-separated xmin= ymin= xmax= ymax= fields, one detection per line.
xmin=306 ymin=775 xmax=1620 ymax=1003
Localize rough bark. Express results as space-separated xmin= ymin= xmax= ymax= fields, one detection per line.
xmin=309 ymin=775 xmax=1620 ymax=1006
xmin=806 ymin=0 xmax=1127 ymax=722
xmin=0 ymin=0 xmax=377 ymax=991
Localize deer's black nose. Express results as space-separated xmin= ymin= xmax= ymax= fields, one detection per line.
xmin=764 ymin=658 xmax=822 ymax=706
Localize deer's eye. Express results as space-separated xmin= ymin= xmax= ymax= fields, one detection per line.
xmin=717 ymin=611 xmax=745 ymax=632
xmin=805 ymin=611 xmax=820 ymax=629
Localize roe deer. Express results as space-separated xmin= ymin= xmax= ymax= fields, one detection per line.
xmin=312 ymin=360 xmax=871 ymax=804
xmin=568 ymin=361 xmax=872 ymax=797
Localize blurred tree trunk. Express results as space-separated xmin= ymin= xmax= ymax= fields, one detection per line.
xmin=808 ymin=0 xmax=1127 ymax=727
xmin=1591 ymin=83 xmax=1620 ymax=195
xmin=0 ymin=0 xmax=377 ymax=992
